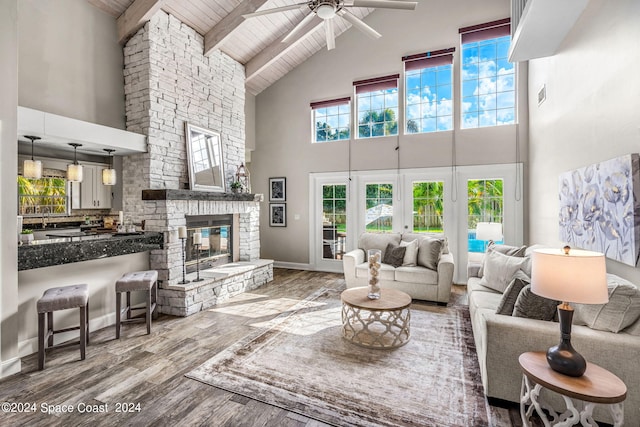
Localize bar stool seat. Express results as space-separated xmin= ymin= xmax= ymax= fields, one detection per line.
xmin=37 ymin=284 xmax=89 ymax=371
xmin=115 ymin=270 xmax=158 ymax=338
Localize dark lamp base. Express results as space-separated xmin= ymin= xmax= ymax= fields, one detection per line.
xmin=546 ymin=342 xmax=586 ymax=377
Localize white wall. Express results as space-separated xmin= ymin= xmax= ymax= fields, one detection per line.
xmin=0 ymin=0 xmax=20 ymax=377
xmin=18 ymin=0 xmax=125 ymax=129
xmin=253 ymin=0 xmax=525 ymax=265
xmin=528 ymin=0 xmax=640 ymax=282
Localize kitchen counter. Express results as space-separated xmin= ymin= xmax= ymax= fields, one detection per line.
xmin=18 ymin=232 xmax=164 ymax=270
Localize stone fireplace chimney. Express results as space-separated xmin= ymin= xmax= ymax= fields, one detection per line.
xmin=121 ymin=11 xmax=270 ymax=315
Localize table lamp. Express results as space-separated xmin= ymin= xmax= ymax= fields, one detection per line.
xmin=531 ymin=246 xmax=608 ymax=377
xmin=476 ymin=222 xmax=503 ymax=250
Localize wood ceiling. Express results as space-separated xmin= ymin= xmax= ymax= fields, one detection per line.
xmin=88 ymin=0 xmax=374 ymax=95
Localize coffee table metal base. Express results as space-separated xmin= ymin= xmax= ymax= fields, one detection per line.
xmin=341 ymin=302 xmax=410 ymax=348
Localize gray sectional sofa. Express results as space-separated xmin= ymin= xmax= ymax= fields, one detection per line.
xmin=468 ymin=244 xmax=640 ymax=425
xmin=342 ymin=232 xmax=454 ymax=304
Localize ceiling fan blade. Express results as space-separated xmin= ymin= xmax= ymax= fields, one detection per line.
xmin=325 ymin=18 xmax=336 ymax=50
xmin=351 ymin=0 xmax=417 ymax=10
xmin=243 ymin=3 xmax=308 ymax=18
xmin=338 ymin=9 xmax=381 ymax=39
xmin=282 ymin=12 xmax=317 ymax=43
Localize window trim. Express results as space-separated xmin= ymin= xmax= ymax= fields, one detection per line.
xmin=458 ymin=18 xmax=511 ymax=44
xmin=311 ymin=96 xmax=351 ymax=143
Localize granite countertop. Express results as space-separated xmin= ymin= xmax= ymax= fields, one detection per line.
xmin=18 ymin=232 xmax=164 ymax=271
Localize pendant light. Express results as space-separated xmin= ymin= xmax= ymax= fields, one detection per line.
xmin=67 ymin=143 xmax=83 ymax=182
xmin=23 ymin=135 xmax=42 ymax=179
xmin=102 ymin=149 xmax=116 ymax=185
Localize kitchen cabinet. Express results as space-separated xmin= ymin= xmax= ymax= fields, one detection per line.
xmin=78 ymin=165 xmax=112 ymax=209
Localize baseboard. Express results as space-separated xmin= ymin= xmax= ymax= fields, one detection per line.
xmin=1 ymin=357 xmax=21 ymax=378
xmin=19 ymin=312 xmax=116 ymax=358
xmin=272 ymin=261 xmax=313 ymax=271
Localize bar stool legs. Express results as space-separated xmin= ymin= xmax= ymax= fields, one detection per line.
xmin=115 ymin=270 xmax=158 ymax=339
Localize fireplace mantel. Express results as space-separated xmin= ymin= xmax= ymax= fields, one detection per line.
xmin=142 ymin=189 xmax=264 ymax=202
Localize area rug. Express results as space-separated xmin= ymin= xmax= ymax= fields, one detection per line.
xmin=186 ymin=288 xmax=489 ymax=426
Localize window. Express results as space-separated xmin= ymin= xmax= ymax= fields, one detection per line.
xmin=403 ymin=49 xmax=454 ymax=133
xmin=412 ymin=181 xmax=444 ymax=232
xmin=311 ymin=97 xmax=351 ymax=143
xmin=365 ymin=183 xmax=393 ymax=232
xmin=322 ymin=184 xmax=347 ymax=259
xmin=468 ymin=179 xmax=503 ymax=252
xmin=460 ymin=19 xmax=515 ymax=128
xmin=18 ymin=175 xmax=68 ymax=215
xmin=354 ymin=75 xmax=399 ymax=139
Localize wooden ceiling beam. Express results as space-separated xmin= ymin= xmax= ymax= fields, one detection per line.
xmin=204 ymin=0 xmax=271 ymax=56
xmin=117 ymin=0 xmax=165 ymax=44
xmin=245 ymin=16 xmax=323 ymax=81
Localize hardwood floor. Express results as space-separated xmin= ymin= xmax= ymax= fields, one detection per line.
xmin=0 ymin=269 xmax=525 ymax=427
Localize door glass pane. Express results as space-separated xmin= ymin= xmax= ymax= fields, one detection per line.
xmin=412 ymin=181 xmax=444 ymax=233
xmin=468 ymin=179 xmax=504 ymax=253
xmin=365 ymin=183 xmax=393 ymax=232
xmin=322 ymin=184 xmax=347 ymax=260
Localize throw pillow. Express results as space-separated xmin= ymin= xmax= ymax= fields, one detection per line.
xmin=417 ymin=237 xmax=443 ymax=271
xmin=478 ymin=250 xmax=531 ymax=293
xmin=573 ymin=274 xmax=640 ymax=333
xmin=513 ymin=285 xmax=559 ymax=321
xmin=400 ymin=239 xmax=419 ymax=266
xmin=382 ymin=243 xmax=406 ymax=268
xmin=496 ymin=270 xmax=530 ymax=315
xmin=478 ymin=243 xmax=527 ymax=277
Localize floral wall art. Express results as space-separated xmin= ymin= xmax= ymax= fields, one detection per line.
xmin=559 ymin=154 xmax=640 ymax=266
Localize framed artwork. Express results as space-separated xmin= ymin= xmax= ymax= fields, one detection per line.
xmin=558 ymin=153 xmax=640 ymax=266
xmin=270 ymin=203 xmax=286 ymax=227
xmin=269 ymin=177 xmax=286 ymax=202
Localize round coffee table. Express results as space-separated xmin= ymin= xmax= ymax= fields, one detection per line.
xmin=340 ymin=287 xmax=411 ymax=348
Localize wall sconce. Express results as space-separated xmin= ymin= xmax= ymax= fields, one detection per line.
xmin=23 ymin=135 xmax=42 ymax=179
xmin=67 ymin=143 xmax=83 ymax=182
xmin=102 ymin=148 xmax=116 ymax=185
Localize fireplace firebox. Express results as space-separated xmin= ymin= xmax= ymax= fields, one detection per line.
xmin=185 ymin=214 xmax=234 ymax=273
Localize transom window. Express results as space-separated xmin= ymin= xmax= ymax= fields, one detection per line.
xmin=404 ymin=49 xmax=454 ymax=134
xmin=460 ymin=19 xmax=514 ymax=128
xmin=354 ymin=75 xmax=399 ymax=139
xmin=18 ymin=175 xmax=68 ymax=215
xmin=311 ymin=97 xmax=351 ymax=143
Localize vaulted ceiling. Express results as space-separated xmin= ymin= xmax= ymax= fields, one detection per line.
xmin=87 ymin=0 xmax=375 ymax=95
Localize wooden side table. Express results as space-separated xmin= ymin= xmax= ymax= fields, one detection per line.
xmin=519 ymin=351 xmax=627 ymax=426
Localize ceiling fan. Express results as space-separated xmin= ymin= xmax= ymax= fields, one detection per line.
xmin=243 ymin=0 xmax=417 ymax=50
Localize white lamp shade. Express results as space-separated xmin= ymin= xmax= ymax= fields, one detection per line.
xmin=531 ymin=248 xmax=608 ymax=304
xmin=23 ymin=159 xmax=42 ymax=179
xmin=67 ymin=163 xmax=83 ymax=182
xmin=476 ymin=222 xmax=503 ymax=241
xmin=102 ymin=168 xmax=117 ymax=185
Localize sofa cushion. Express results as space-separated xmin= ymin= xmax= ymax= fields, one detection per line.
xmin=479 ymin=250 xmax=531 ymax=293
xmin=513 ymin=285 xmax=558 ymax=321
xmin=400 ymin=239 xmax=419 ymax=266
xmin=383 ymin=243 xmax=406 ymax=268
xmin=355 ymin=262 xmax=396 ymax=281
xmin=416 ymin=237 xmax=443 ymax=271
xmin=358 ymin=232 xmax=401 ymax=259
xmin=496 ymin=271 xmax=530 ymax=315
xmin=573 ymin=274 xmax=640 ymax=333
xmin=478 ymin=243 xmax=527 ymax=277
xmin=402 ymin=232 xmax=449 ymax=254
xmin=395 ymin=265 xmax=438 ymax=284
xmin=467 ymin=276 xmax=501 ymax=296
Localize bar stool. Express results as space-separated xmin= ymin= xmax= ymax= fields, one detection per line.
xmin=36 ymin=284 xmax=89 ymax=371
xmin=115 ymin=270 xmax=158 ymax=338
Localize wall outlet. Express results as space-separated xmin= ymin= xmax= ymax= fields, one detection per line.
xmin=537 ymin=84 xmax=546 ymax=106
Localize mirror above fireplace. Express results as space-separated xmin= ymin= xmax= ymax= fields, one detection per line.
xmin=185 ymin=123 xmax=225 ymax=192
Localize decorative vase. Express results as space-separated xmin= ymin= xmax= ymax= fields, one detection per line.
xmin=21 ymin=233 xmax=33 ymax=244
xmin=367 ymin=249 xmax=382 ymax=299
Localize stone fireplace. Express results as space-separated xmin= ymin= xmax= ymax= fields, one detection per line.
xmin=120 ymin=11 xmax=273 ymax=316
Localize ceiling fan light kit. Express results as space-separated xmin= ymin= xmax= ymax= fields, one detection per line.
xmin=244 ymin=0 xmax=417 ymax=50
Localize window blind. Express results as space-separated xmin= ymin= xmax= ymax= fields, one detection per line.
xmin=402 ymin=47 xmax=455 ymax=71
xmin=353 ymin=74 xmax=400 ymax=94
xmin=459 ymin=18 xmax=510 ymax=44
xmin=310 ymin=97 xmax=351 ymax=110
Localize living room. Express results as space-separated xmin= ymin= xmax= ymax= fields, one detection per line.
xmin=1 ymin=0 xmax=639 ymax=425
